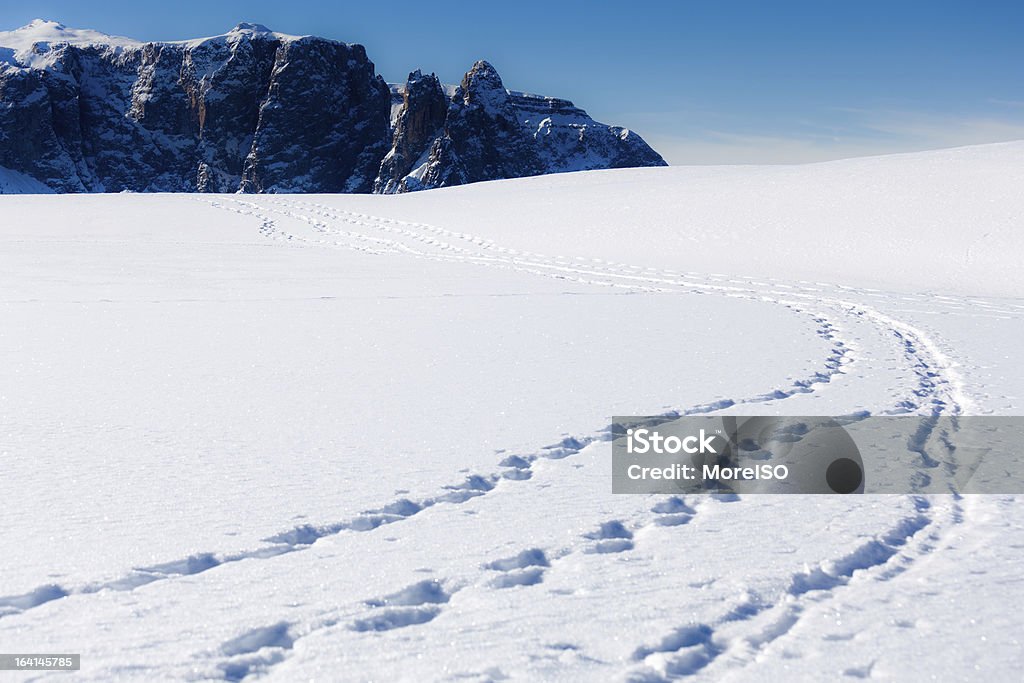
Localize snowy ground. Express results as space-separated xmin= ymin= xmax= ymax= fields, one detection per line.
xmin=1 ymin=142 xmax=1023 ymax=681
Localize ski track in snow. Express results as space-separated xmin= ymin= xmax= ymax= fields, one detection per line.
xmin=205 ymin=197 xmax=978 ymax=680
xmin=625 ymin=495 xmax=964 ymax=681
xmin=223 ymin=195 xmax=971 ymax=417
xmin=0 ymin=196 xmax=863 ymax=622
xmin=0 ymin=299 xmax=854 ymax=624
xmin=202 ymin=491 xmax=964 ymax=681
xmin=0 ymin=194 xmax=997 ymax=680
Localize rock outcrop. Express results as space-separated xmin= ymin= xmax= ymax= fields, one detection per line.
xmin=375 ymin=60 xmax=667 ymax=193
xmin=374 ymin=70 xmax=449 ymax=194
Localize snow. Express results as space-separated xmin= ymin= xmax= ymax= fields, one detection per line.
xmin=0 ymin=19 xmax=141 ymax=52
xmin=364 ymin=140 xmax=1024 ymax=297
xmin=174 ymin=23 xmax=305 ymax=49
xmin=0 ymin=165 xmax=54 ymax=193
xmin=0 ymin=19 xmax=139 ymax=67
xmin=1 ymin=141 xmax=1023 ymax=680
xmin=0 ymin=19 xmax=308 ymax=68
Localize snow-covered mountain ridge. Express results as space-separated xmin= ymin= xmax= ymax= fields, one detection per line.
xmin=0 ymin=19 xmax=665 ymax=193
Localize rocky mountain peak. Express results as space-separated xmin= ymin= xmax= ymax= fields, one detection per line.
xmin=456 ymin=60 xmax=510 ymax=108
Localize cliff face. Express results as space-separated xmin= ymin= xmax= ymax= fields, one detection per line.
xmin=0 ymin=20 xmax=666 ymax=194
xmin=237 ymin=37 xmax=390 ymax=194
xmin=0 ymin=22 xmax=390 ymax=193
xmin=375 ymin=61 xmax=667 ymax=193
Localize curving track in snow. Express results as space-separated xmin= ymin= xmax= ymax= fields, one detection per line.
xmin=220 ymin=195 xmax=971 ymax=417
xmin=3 ymin=176 xmax=1021 ymax=681
xmin=160 ymin=194 xmax=984 ymax=681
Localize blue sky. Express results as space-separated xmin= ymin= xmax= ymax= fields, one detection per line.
xmin=3 ymin=0 xmax=1023 ymax=164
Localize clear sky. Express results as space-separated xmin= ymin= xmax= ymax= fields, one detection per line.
xmin=3 ymin=1 xmax=1023 ymax=164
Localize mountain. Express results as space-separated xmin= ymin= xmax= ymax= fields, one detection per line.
xmin=0 ymin=20 xmax=666 ymax=194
